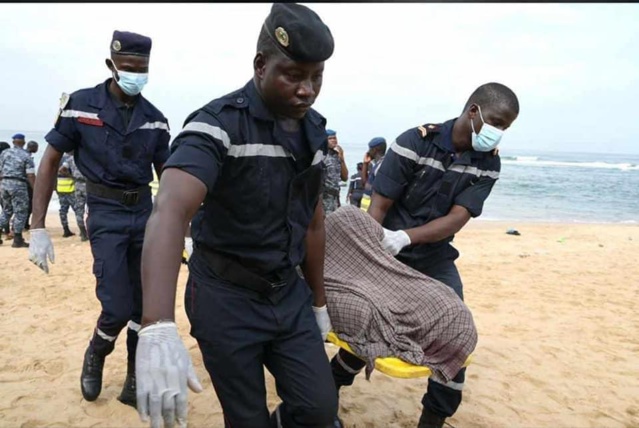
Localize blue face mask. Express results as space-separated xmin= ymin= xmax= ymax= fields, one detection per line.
xmin=471 ymin=105 xmax=504 ymax=152
xmin=111 ymin=63 xmax=148 ymax=96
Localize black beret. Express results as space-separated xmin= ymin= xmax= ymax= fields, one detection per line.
xmin=263 ymin=3 xmax=334 ymax=63
xmin=110 ymin=30 xmax=152 ymax=57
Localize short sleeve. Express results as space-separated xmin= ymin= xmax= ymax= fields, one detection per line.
xmin=454 ymin=176 xmax=496 ymax=217
xmin=25 ymin=156 xmax=36 ymax=175
xmin=163 ymin=111 xmax=230 ymax=192
xmin=372 ymin=128 xmax=423 ymax=200
xmin=45 ymin=96 xmax=80 ymax=153
xmin=153 ymin=118 xmax=171 ymax=166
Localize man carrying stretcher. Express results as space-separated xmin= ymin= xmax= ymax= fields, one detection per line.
xmin=329 ymin=82 xmax=520 ymax=427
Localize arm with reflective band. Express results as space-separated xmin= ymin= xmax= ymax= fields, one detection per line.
xmin=151 ymin=119 xmax=172 ymax=169
xmin=372 ymin=129 xmax=423 ymax=201
xmin=46 ymin=98 xmax=82 ymax=153
xmin=163 ymin=112 xmax=231 ymax=193
xmin=454 ymin=175 xmax=497 ymax=218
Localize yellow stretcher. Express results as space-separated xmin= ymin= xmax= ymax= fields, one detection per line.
xmin=327 ymin=332 xmax=473 ymax=379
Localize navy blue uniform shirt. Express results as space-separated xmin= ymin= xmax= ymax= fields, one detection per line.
xmin=164 ymin=80 xmax=328 ymax=277
xmin=363 ymin=156 xmax=384 ymax=197
xmin=373 ymin=119 xmax=500 ymax=266
xmin=45 ymin=78 xmax=171 ymax=190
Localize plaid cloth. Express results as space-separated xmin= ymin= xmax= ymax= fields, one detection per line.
xmin=324 ymin=206 xmax=478 ymax=382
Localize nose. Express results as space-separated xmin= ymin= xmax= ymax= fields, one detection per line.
xmin=296 ymin=78 xmax=315 ymax=99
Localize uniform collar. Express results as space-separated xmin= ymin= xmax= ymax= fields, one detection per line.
xmin=433 ymin=118 xmax=456 ymax=153
xmin=88 ymin=79 xmax=154 ymax=134
xmin=243 ymin=79 xmax=327 ymax=154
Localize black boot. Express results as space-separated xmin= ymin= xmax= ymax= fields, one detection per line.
xmin=417 ymin=407 xmax=446 ymax=428
xmin=117 ymin=372 xmax=137 ymax=408
xmin=11 ymin=233 xmax=29 ymax=248
xmin=63 ymin=226 xmax=75 ymax=238
xmin=80 ymin=344 xmax=105 ymax=401
xmin=79 ymin=225 xmax=89 ymax=242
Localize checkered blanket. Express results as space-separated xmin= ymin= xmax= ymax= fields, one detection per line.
xmin=324 ymin=206 xmax=477 ymax=382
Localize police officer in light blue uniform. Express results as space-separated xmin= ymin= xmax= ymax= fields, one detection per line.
xmin=330 ymin=83 xmax=520 ymax=428
xmin=0 ymin=133 xmax=35 ymax=247
xmin=28 ymin=30 xmax=170 ymax=409
xmin=133 ymin=4 xmax=338 ymax=428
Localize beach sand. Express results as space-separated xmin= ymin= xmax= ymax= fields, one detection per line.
xmin=1 ymin=215 xmax=638 ymax=428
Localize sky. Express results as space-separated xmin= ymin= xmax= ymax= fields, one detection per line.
xmin=1 ymin=3 xmax=638 ymax=155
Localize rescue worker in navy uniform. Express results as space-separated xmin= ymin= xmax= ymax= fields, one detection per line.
xmin=359 ymin=137 xmax=386 ymax=211
xmin=27 ymin=31 xmax=170 ymax=409
xmin=346 ymin=162 xmax=364 ymax=207
xmin=330 ymin=82 xmax=520 ymax=427
xmin=134 ymin=4 xmax=338 ymax=428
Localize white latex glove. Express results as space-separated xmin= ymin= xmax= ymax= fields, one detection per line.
xmin=136 ymin=321 xmax=203 ymax=428
xmin=381 ymin=228 xmax=411 ymax=256
xmin=28 ymin=229 xmax=55 ymax=274
xmin=313 ymin=305 xmax=332 ymax=341
xmin=184 ymin=237 xmax=193 ymax=259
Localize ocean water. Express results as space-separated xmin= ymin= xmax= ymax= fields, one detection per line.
xmin=2 ymin=129 xmax=638 ymax=224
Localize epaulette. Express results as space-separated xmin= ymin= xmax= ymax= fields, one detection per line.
xmin=416 ymin=123 xmax=441 ymax=139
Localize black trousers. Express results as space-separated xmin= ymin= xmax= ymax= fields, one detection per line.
xmin=330 ymin=259 xmax=466 ymax=418
xmin=86 ymin=197 xmax=151 ymax=370
xmin=185 ymin=261 xmax=337 ymax=428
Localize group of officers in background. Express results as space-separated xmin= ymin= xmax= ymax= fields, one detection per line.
xmin=321 ymin=130 xmax=387 ymax=215
xmin=0 ymin=133 xmax=88 ymax=246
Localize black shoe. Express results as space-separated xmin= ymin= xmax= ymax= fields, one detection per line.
xmin=80 ymin=345 xmax=105 ymax=401
xmin=11 ymin=233 xmax=29 ymax=248
xmin=117 ymin=372 xmax=137 ymax=409
xmin=418 ymin=408 xmax=446 ymax=428
xmin=63 ymin=227 xmax=75 ymax=238
xmin=79 ymin=226 xmax=89 ymax=242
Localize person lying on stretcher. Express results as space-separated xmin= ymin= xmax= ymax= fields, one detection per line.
xmin=323 ymin=206 xmax=477 ymax=424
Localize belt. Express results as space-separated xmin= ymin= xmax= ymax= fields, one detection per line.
xmin=324 ymin=186 xmax=340 ymax=197
xmin=1 ymin=176 xmax=27 ymax=182
xmin=86 ymin=181 xmax=151 ymax=206
xmin=198 ymin=245 xmax=297 ymax=295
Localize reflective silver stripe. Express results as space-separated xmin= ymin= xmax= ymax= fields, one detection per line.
xmin=26 ymin=168 xmax=35 ymax=174
xmin=336 ymin=351 xmax=363 ymax=375
xmin=228 ymin=144 xmax=291 ymax=159
xmin=139 ymin=121 xmax=169 ymax=131
xmin=449 ymin=164 xmax=500 ymax=179
xmin=390 ymin=141 xmax=445 ymax=172
xmin=96 ymin=328 xmax=117 ymax=342
xmin=311 ymin=149 xmax=325 ymax=166
xmin=128 ymin=321 xmax=141 ymax=332
xmin=181 ymin=122 xmax=231 ymax=148
xmin=431 ymin=377 xmax=465 ymax=391
xmin=60 ymin=109 xmax=99 ymax=120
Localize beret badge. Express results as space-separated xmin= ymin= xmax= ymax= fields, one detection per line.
xmin=112 ymin=40 xmax=121 ymax=52
xmin=274 ymin=27 xmax=289 ymax=47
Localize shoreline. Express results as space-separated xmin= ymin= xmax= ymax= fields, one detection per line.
xmin=40 ymin=210 xmax=639 ymax=228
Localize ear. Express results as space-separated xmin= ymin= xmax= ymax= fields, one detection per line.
xmin=467 ymin=103 xmax=479 ymax=120
xmin=253 ymin=52 xmax=266 ymax=79
xmin=105 ymin=58 xmax=114 ymax=72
